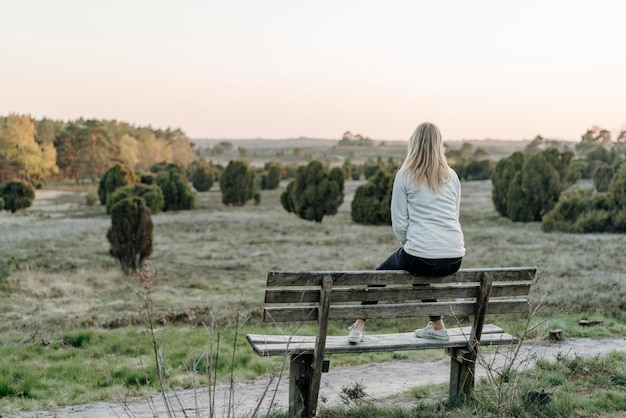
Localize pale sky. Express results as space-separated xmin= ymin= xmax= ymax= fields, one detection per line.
xmin=2 ymin=0 xmax=625 ymax=141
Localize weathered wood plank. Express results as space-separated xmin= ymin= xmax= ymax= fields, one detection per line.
xmin=267 ymin=267 xmax=537 ymax=287
xmin=246 ymin=324 xmax=506 ymax=345
xmin=265 ymin=282 xmax=531 ymax=304
xmin=247 ymin=329 xmax=518 ymax=356
xmin=263 ymin=299 xmax=529 ymax=323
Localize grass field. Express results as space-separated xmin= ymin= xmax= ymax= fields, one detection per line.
xmin=1 ymin=172 xmax=625 ymax=413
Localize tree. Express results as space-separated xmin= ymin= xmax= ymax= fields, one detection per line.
xmin=220 ymin=160 xmax=257 ymax=206
xmin=351 ymin=169 xmax=393 ymax=225
xmin=0 ymin=180 xmax=36 ymax=212
xmin=281 ymin=160 xmax=344 ymax=222
xmin=54 ymin=121 xmax=84 ymax=182
xmin=98 ymin=163 xmax=137 ymax=205
xmin=118 ymin=134 xmax=140 ymax=169
xmin=155 ymin=163 xmax=196 ymax=211
xmin=75 ymin=119 xmax=117 ymax=183
xmin=135 ymin=129 xmax=172 ymax=172
xmin=106 ymin=196 xmax=153 ymax=274
xmin=0 ymin=114 xmax=58 ymax=184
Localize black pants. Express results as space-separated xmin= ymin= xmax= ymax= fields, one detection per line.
xmin=364 ymin=248 xmax=463 ymax=322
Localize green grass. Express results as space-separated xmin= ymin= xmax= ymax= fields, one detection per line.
xmin=311 ymin=352 xmax=626 ymax=417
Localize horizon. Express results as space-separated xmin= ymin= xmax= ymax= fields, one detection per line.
xmin=2 ymin=1 xmax=626 ymax=141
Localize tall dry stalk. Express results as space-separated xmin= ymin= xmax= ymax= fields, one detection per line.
xmin=129 ymin=261 xmax=178 ymax=417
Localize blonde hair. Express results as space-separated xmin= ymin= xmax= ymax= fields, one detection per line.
xmin=400 ymin=122 xmax=451 ymax=192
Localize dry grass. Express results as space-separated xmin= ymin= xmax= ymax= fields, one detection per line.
xmin=1 ymin=178 xmax=624 ymax=341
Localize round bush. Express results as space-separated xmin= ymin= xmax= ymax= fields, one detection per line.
xmin=190 ymin=160 xmax=216 ymax=192
xmin=0 ymin=180 xmax=35 ymax=213
xmin=281 ymin=161 xmax=344 ymax=222
xmin=155 ymin=164 xmax=196 ymax=211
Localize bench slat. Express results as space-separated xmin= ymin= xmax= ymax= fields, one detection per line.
xmin=247 ymin=324 xmax=518 ymax=356
xmin=265 ymin=282 xmax=531 ymax=304
xmin=267 ymin=267 xmax=537 ymax=287
xmin=247 ymin=323 xmax=506 ymax=345
xmin=264 ymin=299 xmax=529 ymax=322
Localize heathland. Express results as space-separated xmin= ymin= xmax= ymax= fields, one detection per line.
xmin=1 ymin=139 xmax=625 ymax=415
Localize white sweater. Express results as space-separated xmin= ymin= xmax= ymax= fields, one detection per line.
xmin=391 ymin=168 xmax=466 ymax=259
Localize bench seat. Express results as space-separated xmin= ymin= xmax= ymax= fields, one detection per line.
xmin=247 ymin=324 xmax=516 ymax=356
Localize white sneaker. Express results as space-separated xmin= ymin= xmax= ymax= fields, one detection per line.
xmin=347 ymin=325 xmax=365 ymax=344
xmin=415 ymin=322 xmax=449 ymax=341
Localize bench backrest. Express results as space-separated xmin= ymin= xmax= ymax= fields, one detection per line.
xmin=263 ymin=267 xmax=537 ymax=324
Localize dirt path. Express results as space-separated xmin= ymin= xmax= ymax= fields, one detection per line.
xmin=6 ymin=337 xmax=625 ymax=418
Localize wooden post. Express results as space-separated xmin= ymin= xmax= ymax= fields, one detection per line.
xmin=307 ymin=274 xmax=333 ymax=417
xmin=289 ymin=353 xmax=313 ymax=417
xmin=447 ymin=348 xmax=473 ymax=404
xmin=448 ymin=348 xmax=462 ymax=402
xmin=459 ymin=271 xmax=494 ymax=398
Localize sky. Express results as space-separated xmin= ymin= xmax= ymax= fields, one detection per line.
xmin=2 ymin=0 xmax=626 ymax=141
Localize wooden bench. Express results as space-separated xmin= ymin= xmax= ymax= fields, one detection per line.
xmin=246 ymin=267 xmax=537 ymax=417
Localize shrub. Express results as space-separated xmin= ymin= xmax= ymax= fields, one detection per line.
xmin=541 ymin=190 xmax=617 ymax=233
xmin=608 ymin=162 xmax=626 ymax=210
xmin=260 ymin=161 xmax=282 ymax=190
xmin=155 ymin=164 xmax=196 ymax=211
xmin=106 ymin=196 xmax=153 ymax=274
xmin=516 ymin=152 xmax=561 ymax=221
xmin=593 ymin=163 xmax=614 ymax=193
xmin=492 ymin=151 xmax=525 ymax=217
xmin=541 ymin=191 xmax=592 ymax=233
xmin=574 ymin=210 xmax=613 ymax=233
xmin=506 ymin=172 xmax=535 ymax=222
xmin=0 ymin=180 xmax=35 ymax=213
xmin=464 ymin=159 xmax=492 ymax=181
xmin=281 ymin=160 xmax=344 ymax=222
xmin=362 ymin=159 xmax=383 ymax=179
xmin=97 ymin=163 xmax=137 ymax=205
xmin=0 ymin=197 xmax=4 ymax=211
xmin=138 ymin=172 xmax=156 ymax=185
xmin=189 ymin=159 xmax=215 ymax=192
xmin=612 ymin=210 xmax=626 ymax=233
xmin=85 ymin=191 xmax=98 ymax=206
xmin=106 ymin=183 xmax=164 ymax=215
xmin=351 ymin=169 xmax=393 ymax=225
xmin=493 ymin=149 xmax=572 ymax=222
xmin=220 ymin=160 xmax=257 ymax=206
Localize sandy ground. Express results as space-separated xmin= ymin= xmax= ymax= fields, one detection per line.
xmin=6 ymin=336 xmax=625 ymax=418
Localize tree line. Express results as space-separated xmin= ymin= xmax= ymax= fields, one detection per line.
xmin=0 ymin=114 xmax=195 ymax=186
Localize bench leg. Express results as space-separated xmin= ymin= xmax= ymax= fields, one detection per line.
xmin=289 ymin=353 xmax=314 ymax=417
xmin=448 ymin=348 xmax=476 ymax=404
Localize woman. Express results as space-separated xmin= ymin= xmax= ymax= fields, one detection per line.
xmin=348 ymin=122 xmax=465 ymax=344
